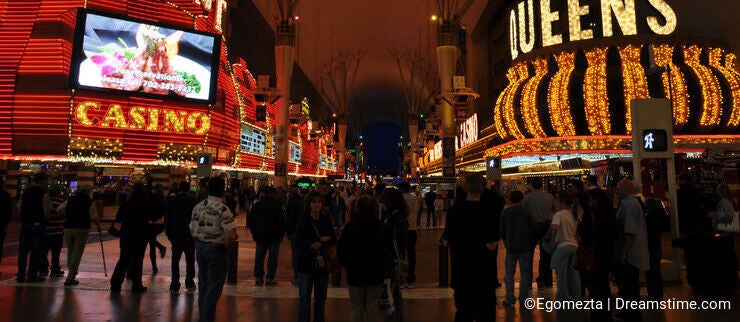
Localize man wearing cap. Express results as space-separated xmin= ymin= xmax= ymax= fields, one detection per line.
xmin=247 ymin=185 xmax=286 ymax=286
xmin=17 ymin=172 xmax=51 ymax=283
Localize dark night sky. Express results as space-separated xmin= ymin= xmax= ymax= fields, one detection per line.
xmin=363 ymin=121 xmax=400 ymax=172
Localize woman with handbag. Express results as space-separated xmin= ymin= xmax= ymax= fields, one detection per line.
xmin=381 ymin=188 xmax=408 ymax=322
xmin=294 ymin=192 xmax=336 ymax=322
xmin=338 ymin=195 xmax=385 ymax=322
xmin=550 ymin=191 xmax=581 ymax=301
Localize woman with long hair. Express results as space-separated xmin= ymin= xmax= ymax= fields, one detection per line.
xmin=381 ymin=188 xmax=408 ymax=322
xmin=110 ymin=183 xmax=150 ymax=293
xmin=294 ymin=192 xmax=336 ymax=322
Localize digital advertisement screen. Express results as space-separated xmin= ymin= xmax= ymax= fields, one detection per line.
xmin=240 ymin=124 xmax=266 ymax=155
xmin=290 ymin=142 xmax=302 ymax=163
xmin=70 ymin=10 xmax=220 ymax=103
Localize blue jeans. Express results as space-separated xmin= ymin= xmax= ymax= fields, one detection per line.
xmin=254 ymin=242 xmax=280 ymax=280
xmin=551 ymin=245 xmax=580 ymax=300
xmin=197 ymin=242 xmax=228 ymax=322
xmin=298 ymin=271 xmax=329 ymax=322
xmin=504 ymin=250 xmax=532 ymax=304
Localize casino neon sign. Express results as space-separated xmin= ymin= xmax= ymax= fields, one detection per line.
xmin=509 ymin=0 xmax=677 ymax=59
xmin=74 ymin=101 xmax=211 ymax=135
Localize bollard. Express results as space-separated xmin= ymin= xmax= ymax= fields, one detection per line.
xmin=438 ymin=244 xmax=448 ymax=287
xmin=227 ymin=240 xmax=238 ymax=285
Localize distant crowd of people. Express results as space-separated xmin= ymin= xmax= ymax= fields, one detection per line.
xmin=0 ymin=170 xmax=737 ymax=322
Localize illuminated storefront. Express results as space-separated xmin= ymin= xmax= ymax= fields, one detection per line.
xmin=420 ymin=0 xmax=740 ymax=190
xmin=0 ymin=0 xmax=335 ymax=196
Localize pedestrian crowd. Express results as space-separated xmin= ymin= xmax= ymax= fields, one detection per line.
xmin=0 ymin=171 xmax=737 ymax=322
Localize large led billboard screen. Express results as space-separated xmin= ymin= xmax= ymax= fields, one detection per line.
xmin=70 ymin=10 xmax=220 ymax=103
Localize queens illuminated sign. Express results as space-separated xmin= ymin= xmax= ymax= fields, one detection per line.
xmin=509 ymin=0 xmax=677 ymax=59
xmin=74 ymin=101 xmax=210 ymax=135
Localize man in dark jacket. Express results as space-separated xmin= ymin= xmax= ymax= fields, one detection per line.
xmin=166 ymin=181 xmax=197 ymax=292
xmin=247 ymin=186 xmax=286 ymax=286
xmin=17 ymin=172 xmax=50 ymax=283
xmin=440 ymin=173 xmax=498 ymax=321
xmin=500 ymin=190 xmax=532 ymax=307
xmin=585 ymin=175 xmax=614 ymax=321
xmin=338 ymin=195 xmax=385 ymax=322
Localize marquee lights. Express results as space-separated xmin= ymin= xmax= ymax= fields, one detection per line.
xmin=618 ymin=45 xmax=649 ymax=133
xmin=509 ymin=0 xmax=677 ymax=60
xmin=0 ymin=1 xmax=335 ymax=177
xmin=518 ymin=0 xmax=536 ymax=53
xmin=505 ymin=64 xmax=529 ymax=139
xmin=708 ymin=48 xmax=740 ymax=128
xmin=520 ymin=57 xmax=549 ymax=137
xmin=483 ymin=135 xmax=737 ymax=160
xmin=600 ymin=0 xmax=637 ymax=37
xmin=684 ymin=45 xmax=722 ymax=129
xmin=74 ymin=101 xmax=211 ymax=135
xmin=584 ymin=47 xmax=610 ymax=135
xmin=493 ymin=43 xmax=740 ymax=140
xmin=646 ymin=0 xmax=678 ymax=35
xmin=653 ymin=44 xmax=689 ymax=128
xmin=568 ymin=0 xmax=593 ymax=42
xmin=540 ymin=0 xmax=562 ymax=47
xmin=549 ymin=51 xmax=576 ymax=136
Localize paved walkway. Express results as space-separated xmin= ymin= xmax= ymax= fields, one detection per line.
xmin=0 ymin=214 xmax=738 ymax=321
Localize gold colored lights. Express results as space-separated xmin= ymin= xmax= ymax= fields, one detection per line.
xmin=163 ymin=110 xmax=187 ymax=132
xmin=584 ymin=47 xmax=610 ymax=135
xmin=100 ymin=104 xmax=127 ymax=128
xmin=518 ymin=0 xmax=536 ymax=53
xmin=520 ymin=57 xmax=549 ymax=138
xmin=684 ymin=45 xmax=722 ymax=130
xmin=549 ymin=51 xmax=576 ymax=136
xmin=187 ymin=112 xmax=211 ymax=135
xmin=646 ymin=0 xmax=677 ymax=35
xmin=618 ymin=45 xmax=649 ymax=133
xmin=510 ymin=10 xmax=519 ymax=60
xmin=653 ymin=44 xmax=689 ymax=128
xmin=709 ymin=48 xmax=740 ymax=128
xmin=68 ymin=137 xmax=123 ymax=161
xmin=600 ymin=0 xmax=637 ymax=37
xmin=567 ymin=0 xmax=593 ymax=41
xmin=499 ymin=63 xmax=529 ymax=139
xmin=540 ymin=0 xmax=562 ymax=47
xmin=75 ymin=101 xmax=99 ymax=126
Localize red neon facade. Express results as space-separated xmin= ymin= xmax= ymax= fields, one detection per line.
xmin=0 ymin=0 xmax=336 ymax=177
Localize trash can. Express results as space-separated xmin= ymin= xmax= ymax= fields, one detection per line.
xmin=673 ymin=232 xmax=739 ymax=292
